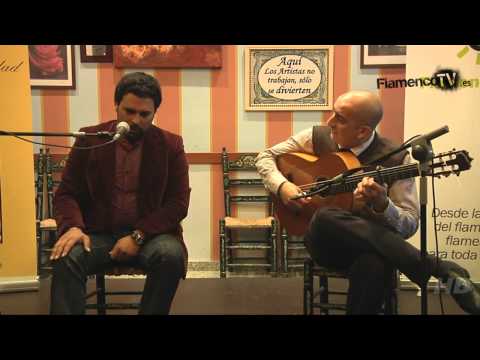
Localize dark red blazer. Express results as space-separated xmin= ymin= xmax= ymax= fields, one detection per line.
xmin=53 ymin=120 xmax=190 ymax=258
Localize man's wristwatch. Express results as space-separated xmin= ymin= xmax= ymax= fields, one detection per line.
xmin=131 ymin=230 xmax=145 ymax=246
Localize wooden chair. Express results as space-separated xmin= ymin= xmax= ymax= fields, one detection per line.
xmin=85 ymin=266 xmax=145 ymax=314
xmin=281 ymin=230 xmax=308 ymax=274
xmin=34 ymin=149 xmax=44 ymax=274
xmin=34 ymin=149 xmax=45 ymax=228
xmin=34 ymin=148 xmax=54 ymax=277
xmin=303 ymin=257 xmax=398 ymax=315
xmin=35 ymin=148 xmax=67 ymax=277
xmin=219 ymin=148 xmax=277 ymax=278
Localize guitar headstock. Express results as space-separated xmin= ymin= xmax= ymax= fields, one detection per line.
xmin=430 ymin=149 xmax=473 ymax=178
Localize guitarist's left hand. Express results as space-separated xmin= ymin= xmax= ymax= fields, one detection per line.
xmin=354 ymin=176 xmax=389 ymax=213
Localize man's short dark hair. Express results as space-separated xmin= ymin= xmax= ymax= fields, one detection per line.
xmin=114 ymin=72 xmax=162 ymax=110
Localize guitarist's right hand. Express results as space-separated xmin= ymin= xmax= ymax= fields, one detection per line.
xmin=279 ymin=181 xmax=311 ymax=211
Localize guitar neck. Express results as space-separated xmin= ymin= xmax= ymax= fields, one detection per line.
xmin=324 ymin=163 xmax=420 ymax=196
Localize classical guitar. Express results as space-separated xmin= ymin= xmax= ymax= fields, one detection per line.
xmin=273 ymin=149 xmax=472 ymax=236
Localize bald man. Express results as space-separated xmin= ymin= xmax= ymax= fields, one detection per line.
xmin=256 ymin=91 xmax=480 ymax=314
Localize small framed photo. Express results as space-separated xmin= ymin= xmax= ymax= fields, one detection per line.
xmin=80 ymin=45 xmax=113 ymax=63
xmin=113 ymin=45 xmax=222 ymax=68
xmin=245 ymin=45 xmax=334 ymax=111
xmin=360 ymin=45 xmax=406 ymax=68
xmin=29 ymin=45 xmax=76 ymax=89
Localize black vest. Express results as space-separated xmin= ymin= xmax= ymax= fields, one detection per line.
xmin=312 ymin=125 xmax=408 ymax=173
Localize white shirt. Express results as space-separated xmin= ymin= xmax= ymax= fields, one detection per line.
xmin=255 ymin=127 xmax=420 ymax=239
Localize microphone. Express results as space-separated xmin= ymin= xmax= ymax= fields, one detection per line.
xmin=413 ymin=125 xmax=449 ymax=144
xmin=113 ymin=121 xmax=130 ymax=141
xmin=410 ymin=125 xmax=449 ymax=162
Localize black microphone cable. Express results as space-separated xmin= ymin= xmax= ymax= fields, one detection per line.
xmin=431 ymin=161 xmax=445 ymax=315
xmin=365 ymin=134 xmax=423 ymax=167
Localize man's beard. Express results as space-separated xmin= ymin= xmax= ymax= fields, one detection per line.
xmin=124 ymin=123 xmax=145 ymax=143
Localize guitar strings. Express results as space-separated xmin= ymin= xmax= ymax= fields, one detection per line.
xmin=294 ymin=153 xmax=458 ymax=194
xmin=297 ymin=163 xmax=419 ymax=191
xmin=298 ymin=181 xmax=327 ymax=189
xmin=299 ymin=164 xmax=424 ymax=195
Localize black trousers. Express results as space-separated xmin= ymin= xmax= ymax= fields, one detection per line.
xmin=50 ymin=232 xmax=186 ymax=315
xmin=304 ymin=207 xmax=434 ymax=314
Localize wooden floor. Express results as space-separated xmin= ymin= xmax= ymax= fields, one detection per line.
xmin=0 ymin=275 xmax=468 ymax=315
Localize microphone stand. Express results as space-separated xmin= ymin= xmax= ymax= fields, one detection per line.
xmin=368 ymin=126 xmax=450 ymax=315
xmin=410 ymin=137 xmax=435 ymax=315
xmin=0 ymin=130 xmax=114 ymax=138
xmin=373 ymin=125 xmax=449 ymax=315
xmin=0 ymin=128 xmax=115 ymax=293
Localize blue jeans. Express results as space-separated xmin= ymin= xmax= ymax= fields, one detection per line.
xmin=50 ymin=231 xmax=186 ymax=314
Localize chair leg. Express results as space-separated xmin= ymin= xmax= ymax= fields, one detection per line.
xmin=37 ymin=229 xmax=52 ymax=279
xmin=96 ymin=274 xmax=107 ymax=315
xmin=384 ymin=290 xmax=395 ymax=315
xmin=384 ymin=271 xmax=398 ymax=315
xmin=391 ymin=271 xmax=399 ymax=315
xmin=219 ymin=219 xmax=226 ymax=278
xmin=282 ymin=229 xmax=288 ymax=274
xmin=304 ymin=258 xmax=313 ymax=315
xmin=391 ymin=290 xmax=398 ymax=315
xmin=319 ymin=275 xmax=329 ymax=315
xmin=270 ymin=219 xmax=277 ymax=276
xmin=36 ymin=223 xmax=41 ymax=278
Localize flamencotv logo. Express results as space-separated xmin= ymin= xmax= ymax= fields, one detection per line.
xmin=378 ymin=46 xmax=480 ymax=91
xmin=377 ymin=69 xmax=479 ymax=91
xmin=457 ymin=45 xmax=480 ymax=65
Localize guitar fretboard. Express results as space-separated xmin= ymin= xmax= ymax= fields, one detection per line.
xmin=318 ymin=163 xmax=421 ymax=196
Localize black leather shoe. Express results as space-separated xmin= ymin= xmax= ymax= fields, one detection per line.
xmin=438 ymin=260 xmax=470 ymax=280
xmin=444 ymin=269 xmax=480 ymax=315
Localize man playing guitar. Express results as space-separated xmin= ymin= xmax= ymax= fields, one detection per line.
xmin=255 ymin=90 xmax=480 ymax=314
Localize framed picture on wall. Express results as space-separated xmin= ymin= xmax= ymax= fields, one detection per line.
xmin=245 ymin=45 xmax=334 ymax=111
xmin=113 ymin=45 xmax=222 ymax=68
xmin=80 ymin=45 xmax=113 ymax=63
xmin=29 ymin=45 xmax=76 ymax=89
xmin=360 ymin=45 xmax=406 ymax=68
